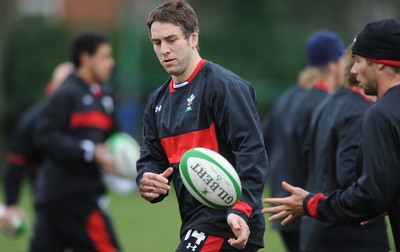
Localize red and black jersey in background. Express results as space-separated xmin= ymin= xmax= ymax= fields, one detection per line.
xmin=301 ymin=87 xmax=389 ymax=251
xmin=34 ymin=73 xmax=119 ymax=205
xmin=262 ymin=86 xmax=307 ymax=234
xmin=136 ymin=60 xmax=268 ymax=248
xmin=3 ymin=101 xmax=45 ymax=206
xmin=305 ymin=85 xmax=400 ymax=250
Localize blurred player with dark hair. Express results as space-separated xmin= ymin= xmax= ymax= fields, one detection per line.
xmin=30 ymin=32 xmax=121 ymax=252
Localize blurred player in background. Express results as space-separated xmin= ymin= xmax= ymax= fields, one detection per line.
xmin=262 ymin=30 xmax=344 ymax=252
xmin=263 ymin=18 xmax=400 ymax=252
xmin=262 ymin=66 xmax=318 ymax=252
xmin=299 ymin=45 xmax=389 ymax=251
xmin=0 ymin=62 xmax=73 ymax=234
xmin=136 ymin=0 xmax=268 ymax=251
xmin=30 ymin=32 xmax=121 ymax=252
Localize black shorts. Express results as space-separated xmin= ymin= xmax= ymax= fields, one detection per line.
xmin=29 ymin=195 xmax=120 ymax=252
xmin=176 ymin=229 xmax=260 ymax=252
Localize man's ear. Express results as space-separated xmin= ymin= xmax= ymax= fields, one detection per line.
xmin=79 ymin=52 xmax=90 ymax=67
xmin=191 ymin=32 xmax=199 ymax=49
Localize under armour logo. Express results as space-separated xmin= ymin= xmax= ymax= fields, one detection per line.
xmin=186 ymin=243 xmax=197 ymax=251
xmin=155 ymin=105 xmax=162 ymax=112
xmin=353 ymin=35 xmax=357 ymax=44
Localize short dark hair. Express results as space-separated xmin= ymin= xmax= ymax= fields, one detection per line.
xmin=147 ymin=0 xmax=199 ymax=39
xmin=70 ymin=32 xmax=108 ymax=68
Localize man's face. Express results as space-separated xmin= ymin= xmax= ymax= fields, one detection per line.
xmin=88 ymin=43 xmax=115 ymax=83
xmin=150 ymin=21 xmax=198 ymax=81
xmin=351 ymin=55 xmax=378 ymax=96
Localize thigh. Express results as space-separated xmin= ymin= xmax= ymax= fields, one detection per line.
xmin=281 ymin=230 xmax=300 ymax=252
xmin=67 ymin=196 xmax=120 ymax=252
xmin=29 ymin=209 xmax=66 ymax=252
xmin=176 ymin=229 xmax=260 ymax=252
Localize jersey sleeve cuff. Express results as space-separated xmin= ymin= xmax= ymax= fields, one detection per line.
xmin=303 ymin=193 xmax=327 ymax=218
xmin=228 ymin=200 xmax=253 ymax=222
xmin=80 ymin=140 xmax=95 ymax=162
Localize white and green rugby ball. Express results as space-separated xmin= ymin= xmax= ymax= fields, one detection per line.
xmin=106 ymin=132 xmax=140 ymax=180
xmin=179 ymin=148 xmax=242 ymax=209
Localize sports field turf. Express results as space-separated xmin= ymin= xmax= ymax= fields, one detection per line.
xmin=0 ymin=181 xmax=286 ymax=251
xmin=0 ymin=181 xmax=394 ymax=251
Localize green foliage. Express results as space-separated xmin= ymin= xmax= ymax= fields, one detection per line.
xmin=2 ymin=18 xmax=72 ymax=138
xmin=4 ymin=18 xmax=70 ymax=104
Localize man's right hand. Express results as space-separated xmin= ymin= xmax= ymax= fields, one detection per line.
xmin=0 ymin=205 xmax=27 ymax=235
xmin=94 ymin=143 xmax=117 ymax=174
xmin=262 ymin=181 xmax=309 ymax=225
xmin=139 ymin=167 xmax=173 ymax=201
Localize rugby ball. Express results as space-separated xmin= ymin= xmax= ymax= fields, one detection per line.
xmin=106 ymin=132 xmax=140 ymax=180
xmin=179 ymin=148 xmax=241 ymax=209
xmin=0 ymin=204 xmax=26 ymax=236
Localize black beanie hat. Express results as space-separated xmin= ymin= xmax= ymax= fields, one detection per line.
xmin=352 ymin=19 xmax=400 ymax=67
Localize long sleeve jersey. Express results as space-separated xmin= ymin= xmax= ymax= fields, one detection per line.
xmin=4 ymin=101 xmax=45 ymax=205
xmin=301 ymin=87 xmax=389 ymax=251
xmin=294 ymin=82 xmax=330 ymax=174
xmin=304 ymin=85 xmax=400 ymax=251
xmin=262 ymin=85 xmax=308 ymax=232
xmin=136 ymin=60 xmax=268 ymax=248
xmin=34 ymin=73 xmax=119 ymax=205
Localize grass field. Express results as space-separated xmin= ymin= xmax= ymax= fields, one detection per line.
xmin=0 ymin=181 xmax=286 ymax=252
xmin=0 ymin=181 xmax=394 ymax=251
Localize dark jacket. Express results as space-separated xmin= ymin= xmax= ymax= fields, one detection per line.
xmin=136 ymin=60 xmax=268 ymax=248
xmin=304 ymin=85 xmax=400 ymax=251
xmin=302 ymin=87 xmax=389 ymax=251
xmin=34 ymin=73 xmax=118 ymax=205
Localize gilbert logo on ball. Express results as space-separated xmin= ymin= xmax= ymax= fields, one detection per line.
xmin=179 ymin=148 xmax=242 ymax=209
xmin=106 ymin=132 xmax=140 ymax=180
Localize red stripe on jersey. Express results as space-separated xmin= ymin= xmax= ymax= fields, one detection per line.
xmin=86 ymin=210 xmax=117 ymax=252
xmin=169 ymin=59 xmax=207 ymax=93
xmin=232 ymin=200 xmax=253 ymax=218
xmin=32 ymin=166 xmax=40 ymax=176
xmin=6 ymin=152 xmax=26 ymax=166
xmin=161 ymin=123 xmax=218 ymax=164
xmin=169 ymin=79 xmax=177 ymax=93
xmin=314 ymin=81 xmax=329 ymax=92
xmin=350 ymin=86 xmax=373 ymax=103
xmin=200 ymin=234 xmax=224 ymax=252
xmin=70 ymin=111 xmax=112 ymax=130
xmin=187 ymin=59 xmax=207 ymax=82
xmin=307 ymin=193 xmax=327 ymax=217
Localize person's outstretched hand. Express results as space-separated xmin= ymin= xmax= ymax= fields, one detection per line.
xmin=262 ymin=181 xmax=309 ymax=225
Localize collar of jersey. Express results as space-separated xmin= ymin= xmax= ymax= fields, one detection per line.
xmin=350 ymin=86 xmax=373 ymax=103
xmin=169 ymin=59 xmax=207 ymax=93
xmin=314 ymin=81 xmax=329 ymax=92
